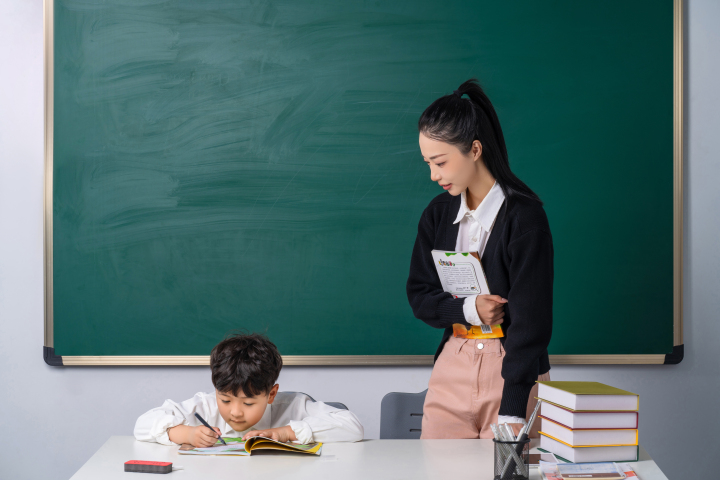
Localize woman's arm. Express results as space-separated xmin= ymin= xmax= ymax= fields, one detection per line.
xmin=499 ymin=227 xmax=554 ymax=418
xmin=406 ymin=207 xmax=470 ymax=329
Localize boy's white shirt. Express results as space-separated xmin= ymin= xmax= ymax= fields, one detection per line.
xmin=134 ymin=391 xmax=364 ymax=445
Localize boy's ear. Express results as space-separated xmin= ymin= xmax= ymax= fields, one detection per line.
xmin=267 ymin=384 xmax=280 ymax=404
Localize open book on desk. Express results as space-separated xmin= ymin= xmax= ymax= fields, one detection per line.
xmin=179 ymin=436 xmax=322 ymax=456
xmin=431 ymin=250 xmax=503 ymax=339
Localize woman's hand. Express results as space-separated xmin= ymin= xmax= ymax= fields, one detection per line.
xmin=475 ymin=295 xmax=508 ymax=325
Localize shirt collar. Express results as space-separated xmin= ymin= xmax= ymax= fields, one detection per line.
xmin=453 ymin=182 xmax=506 ymax=231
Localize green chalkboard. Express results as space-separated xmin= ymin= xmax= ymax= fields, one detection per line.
xmin=48 ymin=0 xmax=678 ymax=362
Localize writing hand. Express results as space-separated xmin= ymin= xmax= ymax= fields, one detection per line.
xmin=189 ymin=425 xmax=223 ymax=448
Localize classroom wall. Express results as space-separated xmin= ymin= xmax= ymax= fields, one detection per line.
xmin=0 ymin=1 xmax=717 ymax=479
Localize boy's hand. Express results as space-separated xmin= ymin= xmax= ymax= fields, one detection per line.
xmin=187 ymin=425 xmax=223 ymax=448
xmin=242 ymin=425 xmax=297 ymax=443
xmin=168 ymin=424 xmax=222 ymax=447
xmin=475 ymin=295 xmax=508 ymax=325
xmin=192 ymin=425 xmax=224 ymax=447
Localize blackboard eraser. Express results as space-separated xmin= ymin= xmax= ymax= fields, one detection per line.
xmin=124 ymin=460 xmax=172 ymax=474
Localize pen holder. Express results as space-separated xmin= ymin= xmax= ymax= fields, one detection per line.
xmin=492 ymin=438 xmax=530 ymax=480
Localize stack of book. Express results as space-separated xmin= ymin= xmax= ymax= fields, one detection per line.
xmin=537 ymin=381 xmax=639 ymax=463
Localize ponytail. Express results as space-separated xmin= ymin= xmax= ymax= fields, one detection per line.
xmin=418 ymin=79 xmax=542 ymax=205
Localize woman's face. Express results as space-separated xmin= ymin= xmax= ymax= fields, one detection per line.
xmin=419 ymin=133 xmax=480 ymax=196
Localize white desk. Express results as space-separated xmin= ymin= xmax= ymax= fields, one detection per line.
xmin=71 ymin=437 xmax=668 ymax=480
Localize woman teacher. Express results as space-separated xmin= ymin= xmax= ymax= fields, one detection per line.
xmin=407 ymin=79 xmax=553 ymax=439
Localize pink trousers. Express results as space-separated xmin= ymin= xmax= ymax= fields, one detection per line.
xmin=421 ymin=336 xmax=550 ymax=439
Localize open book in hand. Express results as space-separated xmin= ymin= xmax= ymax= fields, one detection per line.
xmin=179 ymin=436 xmax=322 ymax=456
xmin=431 ymin=250 xmax=503 ymax=340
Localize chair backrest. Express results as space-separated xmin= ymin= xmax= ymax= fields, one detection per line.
xmin=379 ymin=389 xmax=428 ymax=439
xmin=281 ymin=391 xmax=348 ymax=411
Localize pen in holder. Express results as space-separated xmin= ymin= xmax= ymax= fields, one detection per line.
xmin=492 ymin=437 xmax=530 ymax=480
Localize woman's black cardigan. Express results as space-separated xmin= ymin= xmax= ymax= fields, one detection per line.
xmin=406 ymin=192 xmax=553 ymax=418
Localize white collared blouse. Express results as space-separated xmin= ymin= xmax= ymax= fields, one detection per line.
xmin=453 ymin=183 xmax=527 ymax=425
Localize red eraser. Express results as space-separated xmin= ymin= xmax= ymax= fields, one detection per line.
xmin=124 ymin=460 xmax=172 ymax=474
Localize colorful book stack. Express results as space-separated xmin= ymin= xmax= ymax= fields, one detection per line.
xmin=537 ymin=381 xmax=639 ymax=463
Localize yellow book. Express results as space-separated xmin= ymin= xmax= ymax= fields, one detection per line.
xmin=537 ymin=381 xmax=639 ymax=411
xmin=538 ymin=381 xmax=638 ymax=396
xmin=179 ymin=436 xmax=322 ymax=456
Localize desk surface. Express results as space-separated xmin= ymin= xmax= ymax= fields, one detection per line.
xmin=71 ymin=437 xmax=668 ymax=480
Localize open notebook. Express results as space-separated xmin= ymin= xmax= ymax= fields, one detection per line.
xmin=179 ymin=436 xmax=322 ymax=456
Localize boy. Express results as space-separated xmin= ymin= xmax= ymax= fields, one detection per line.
xmin=134 ymin=334 xmax=364 ymax=446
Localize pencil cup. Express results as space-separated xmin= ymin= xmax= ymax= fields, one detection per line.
xmin=492 ymin=438 xmax=530 ymax=480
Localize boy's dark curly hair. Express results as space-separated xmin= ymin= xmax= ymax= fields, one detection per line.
xmin=210 ymin=333 xmax=283 ymax=397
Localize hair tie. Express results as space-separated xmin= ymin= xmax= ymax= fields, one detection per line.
xmin=453 ymin=89 xmax=462 ymax=98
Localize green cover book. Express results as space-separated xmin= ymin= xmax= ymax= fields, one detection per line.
xmin=537 ymin=381 xmax=637 ymax=396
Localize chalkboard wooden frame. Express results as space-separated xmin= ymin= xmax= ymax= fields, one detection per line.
xmin=42 ymin=0 xmax=685 ymax=366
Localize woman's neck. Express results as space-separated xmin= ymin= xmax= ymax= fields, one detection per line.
xmin=465 ymin=163 xmax=496 ymax=211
